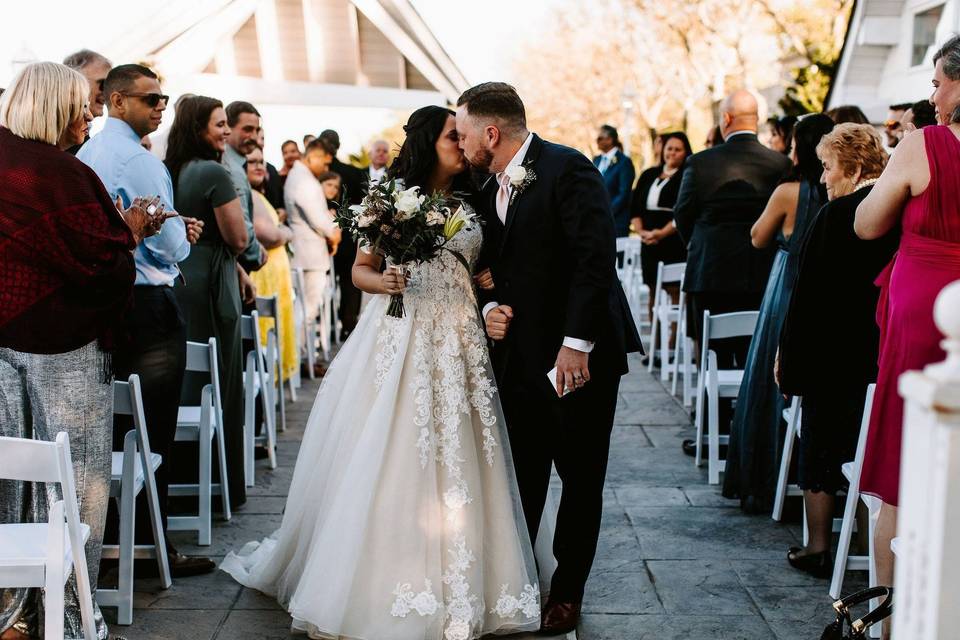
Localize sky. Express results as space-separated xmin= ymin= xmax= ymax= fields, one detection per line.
xmin=0 ymin=0 xmax=564 ymax=161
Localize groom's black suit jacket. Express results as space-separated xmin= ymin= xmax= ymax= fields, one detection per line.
xmin=478 ymin=134 xmax=642 ymax=389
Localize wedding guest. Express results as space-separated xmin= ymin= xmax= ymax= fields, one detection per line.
xmin=704 ymin=125 xmax=723 ymax=149
xmin=778 ymin=123 xmax=898 ymax=577
xmin=257 ymin=128 xmax=287 ymax=222
xmin=224 ymin=101 xmax=266 ymax=273
xmin=826 ymin=104 xmax=870 ymax=125
xmin=303 ymin=133 xmax=316 ymax=148
xmin=674 ymin=90 xmax=792 ymax=456
xmin=722 ymin=114 xmax=835 ymax=513
xmin=855 ymin=35 xmax=960 ymax=613
xmin=284 ymin=137 xmax=341 ymax=359
xmin=367 ymin=138 xmax=390 ymax=185
xmin=77 ymin=64 xmax=215 ymax=577
xmin=0 ymin=61 xmax=151 ymax=640
xmin=166 ymin=96 xmax=251 ymax=510
xmin=319 ymin=171 xmax=342 ymax=203
xmin=629 ymin=131 xmax=691 ymax=313
xmin=150 ymin=93 xmax=195 ymax=161
xmin=279 ymin=139 xmax=301 ymax=180
xmin=593 ymin=125 xmax=635 ymax=237
xmin=319 ymin=129 xmax=364 ymax=340
xmin=246 ymin=146 xmax=297 ymax=382
xmin=901 ymin=99 xmax=937 ymax=133
xmin=884 ymin=102 xmax=912 ymax=148
xmin=651 ymin=133 xmax=666 ymax=163
xmin=766 ymin=115 xmax=797 ymax=155
xmin=63 ymin=49 xmax=111 ymax=119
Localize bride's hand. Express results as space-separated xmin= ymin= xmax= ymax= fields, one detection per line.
xmin=473 ymin=268 xmax=494 ymax=290
xmin=382 ymin=266 xmax=408 ymax=295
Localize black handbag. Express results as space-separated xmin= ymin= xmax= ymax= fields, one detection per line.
xmin=820 ymin=586 xmax=893 ymax=640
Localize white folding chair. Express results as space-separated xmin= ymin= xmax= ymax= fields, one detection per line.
xmin=772 ymin=396 xmax=804 ymax=522
xmin=647 ymin=262 xmax=685 ymax=378
xmin=669 ymin=279 xmax=696 ymax=406
xmin=256 ymin=295 xmax=289 ymax=429
xmin=169 ymin=338 xmax=231 ymax=546
xmin=693 ymin=310 xmax=759 ymax=485
xmin=97 ymin=375 xmax=171 ymax=625
xmin=830 ymin=384 xmax=880 ymax=601
xmin=317 ymin=269 xmax=336 ymax=361
xmin=293 ymin=267 xmax=318 ymax=380
xmin=615 ymin=237 xmax=645 ymax=327
xmin=242 ymin=313 xmax=277 ymax=488
xmin=0 ymin=432 xmax=98 ymax=640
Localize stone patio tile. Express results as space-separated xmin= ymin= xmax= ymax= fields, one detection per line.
xmin=236 ymin=495 xmax=288 ymax=515
xmin=681 ymin=485 xmax=740 ymax=508
xmin=170 ymin=513 xmax=283 ymax=557
xmin=625 ymin=506 xmax=799 ymax=560
xmin=215 ymin=609 xmax=295 ymax=639
xmin=646 ymin=560 xmax=757 ymax=616
xmin=744 ymin=585 xmax=834 ymax=622
xmin=109 ymin=609 xmax=226 ymax=640
xmin=614 ymin=486 xmax=689 ymax=508
xmin=582 ymin=570 xmax=663 ymax=614
xmin=579 ymin=613 xmax=773 ymax=639
xmin=614 ymin=401 xmax=691 ymax=426
xmin=234 ymin=587 xmax=285 ymax=611
xmin=591 ymin=525 xmax=645 ymax=572
xmin=132 ymin=567 xmax=241 ymax=609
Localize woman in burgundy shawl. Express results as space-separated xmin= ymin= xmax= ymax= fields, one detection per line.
xmin=0 ymin=62 xmax=161 ymax=640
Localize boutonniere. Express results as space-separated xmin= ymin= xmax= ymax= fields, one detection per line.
xmin=505 ymin=162 xmax=537 ymax=205
xmin=610 ymin=155 xmax=619 ymax=165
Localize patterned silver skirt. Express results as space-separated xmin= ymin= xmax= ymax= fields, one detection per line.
xmin=0 ymin=341 xmax=111 ymax=639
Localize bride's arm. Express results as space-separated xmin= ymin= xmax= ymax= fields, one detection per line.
xmin=352 ymin=245 xmax=406 ymax=295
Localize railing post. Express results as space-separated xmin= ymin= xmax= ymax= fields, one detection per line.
xmin=893 ymin=279 xmax=960 ymax=639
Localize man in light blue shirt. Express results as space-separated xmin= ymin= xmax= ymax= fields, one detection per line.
xmin=224 ymin=100 xmax=266 ymax=273
xmin=78 ymin=63 xmax=215 ymax=578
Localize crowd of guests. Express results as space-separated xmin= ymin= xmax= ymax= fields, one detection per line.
xmin=0 ymin=50 xmax=390 ymax=639
xmin=595 ymin=35 xmax=960 ymax=639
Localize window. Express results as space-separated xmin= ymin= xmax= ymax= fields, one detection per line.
xmin=913 ymin=4 xmax=945 ymax=67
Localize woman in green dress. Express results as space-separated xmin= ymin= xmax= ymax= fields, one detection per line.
xmin=165 ymin=96 xmax=251 ymax=508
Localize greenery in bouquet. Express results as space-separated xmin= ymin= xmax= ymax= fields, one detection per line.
xmin=334 ymin=179 xmax=474 ymax=317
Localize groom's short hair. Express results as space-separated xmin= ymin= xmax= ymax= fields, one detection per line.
xmin=457 ymin=82 xmax=526 ymax=133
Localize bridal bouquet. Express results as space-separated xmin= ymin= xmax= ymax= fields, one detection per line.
xmin=334 ymin=179 xmax=473 ymax=318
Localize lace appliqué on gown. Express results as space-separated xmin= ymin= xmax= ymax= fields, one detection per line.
xmin=383 ymin=208 xmax=539 ymax=637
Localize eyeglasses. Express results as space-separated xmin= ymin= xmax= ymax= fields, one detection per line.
xmin=122 ymin=92 xmax=169 ymax=108
xmin=884 ymin=120 xmax=902 ymax=129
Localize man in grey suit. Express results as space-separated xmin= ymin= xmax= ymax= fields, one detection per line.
xmin=674 ymin=90 xmax=791 ymax=455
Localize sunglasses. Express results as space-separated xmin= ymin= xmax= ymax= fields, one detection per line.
xmin=122 ymin=92 xmax=169 ymax=108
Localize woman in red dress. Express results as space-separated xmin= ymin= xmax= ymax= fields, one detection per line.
xmin=855 ymin=36 xmax=960 ymax=637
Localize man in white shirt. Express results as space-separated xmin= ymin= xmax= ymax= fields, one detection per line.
xmin=367 ymin=139 xmax=390 ymax=184
xmin=284 ymin=138 xmax=342 ymax=327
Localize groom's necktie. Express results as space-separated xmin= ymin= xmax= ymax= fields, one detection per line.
xmin=496 ymin=172 xmax=511 ymax=224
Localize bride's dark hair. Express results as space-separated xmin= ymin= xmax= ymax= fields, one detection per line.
xmin=387 ymin=105 xmax=474 ymax=195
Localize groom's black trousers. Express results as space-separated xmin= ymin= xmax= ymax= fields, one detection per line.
xmin=500 ymin=367 xmax=620 ymax=603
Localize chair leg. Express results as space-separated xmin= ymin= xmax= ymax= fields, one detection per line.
xmin=142 ymin=463 xmax=171 ymax=589
xmin=647 ymin=304 xmax=659 ymax=373
xmin=243 ymin=360 xmax=255 ymax=488
xmin=198 ymin=419 xmax=212 ymax=546
xmin=116 ymin=475 xmax=135 ymax=625
xmin=671 ymin=326 xmax=682 ymax=396
xmin=708 ymin=387 xmax=720 ymax=485
xmin=44 ymin=504 xmax=65 ymax=640
xmin=659 ymin=312 xmax=671 ymax=382
xmin=214 ymin=417 xmax=232 ymax=521
xmin=830 ymin=485 xmax=860 ymax=598
xmin=694 ymin=367 xmax=706 ymax=468
xmin=772 ymin=412 xmax=798 ymax=522
xmin=683 ymin=338 xmax=694 ymax=407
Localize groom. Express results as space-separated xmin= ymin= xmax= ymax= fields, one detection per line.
xmin=456 ymin=83 xmax=642 ymax=634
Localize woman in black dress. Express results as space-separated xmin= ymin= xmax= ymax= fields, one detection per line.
xmin=777 ymin=123 xmax=899 ymax=577
xmin=630 ymin=132 xmax=692 ymax=315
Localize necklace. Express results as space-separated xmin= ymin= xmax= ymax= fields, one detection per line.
xmin=853 ymin=177 xmax=879 ymax=192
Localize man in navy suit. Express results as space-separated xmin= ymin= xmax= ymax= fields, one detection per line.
xmin=593 ymin=125 xmax=636 ymax=237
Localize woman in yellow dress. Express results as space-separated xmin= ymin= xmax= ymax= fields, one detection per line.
xmin=245 ymin=146 xmax=297 ymax=381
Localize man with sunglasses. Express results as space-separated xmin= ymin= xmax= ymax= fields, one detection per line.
xmin=78 ymin=64 xmax=214 ymax=579
xmin=884 ymin=102 xmax=913 ymax=148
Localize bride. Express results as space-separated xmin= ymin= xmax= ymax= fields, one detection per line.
xmin=221 ymin=105 xmax=541 ymax=640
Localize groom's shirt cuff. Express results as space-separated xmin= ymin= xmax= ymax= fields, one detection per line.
xmin=482 ymin=302 xmax=499 ymax=323
xmin=563 ymin=337 xmax=595 ymax=353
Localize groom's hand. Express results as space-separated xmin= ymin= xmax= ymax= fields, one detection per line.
xmin=555 ymin=346 xmax=590 ymax=396
xmin=485 ymin=305 xmax=513 ymax=341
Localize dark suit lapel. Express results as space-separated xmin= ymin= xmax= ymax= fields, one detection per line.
xmin=501 ymin=134 xmax=544 ymax=250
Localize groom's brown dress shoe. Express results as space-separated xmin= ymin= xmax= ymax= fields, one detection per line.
xmin=539 ymin=600 xmax=581 ymax=635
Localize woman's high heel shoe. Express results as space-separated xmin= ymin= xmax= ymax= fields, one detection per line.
xmin=787 ymin=546 xmax=833 ymax=579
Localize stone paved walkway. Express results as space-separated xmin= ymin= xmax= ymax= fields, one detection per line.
xmin=107 ymin=354 xmax=864 ymax=639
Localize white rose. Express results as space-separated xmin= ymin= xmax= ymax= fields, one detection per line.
xmin=505 ymin=165 xmax=527 ymax=186
xmin=394 ymin=186 xmax=424 ymax=218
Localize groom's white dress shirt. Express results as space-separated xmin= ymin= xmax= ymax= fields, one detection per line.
xmin=368 ymin=165 xmax=387 ymax=184
xmin=483 ymin=133 xmax=594 ymax=354
xmin=596 ymin=147 xmax=618 ymax=174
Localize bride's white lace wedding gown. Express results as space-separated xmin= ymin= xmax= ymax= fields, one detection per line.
xmin=221 ymin=206 xmax=541 ymax=640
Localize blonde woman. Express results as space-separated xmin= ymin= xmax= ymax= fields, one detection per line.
xmin=246 ymin=146 xmax=298 ymax=381
xmin=0 ymin=62 xmax=160 ymax=640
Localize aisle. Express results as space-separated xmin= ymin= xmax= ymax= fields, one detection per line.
xmin=107 ymin=355 xmax=859 ymax=639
